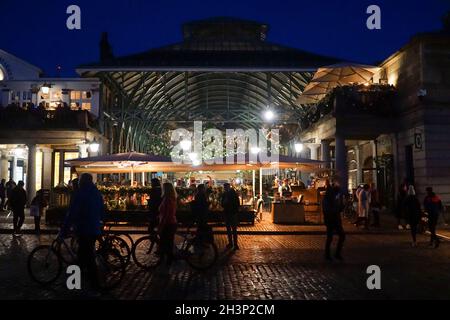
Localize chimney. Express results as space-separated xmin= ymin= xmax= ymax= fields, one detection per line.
xmin=100 ymin=32 xmax=114 ymax=62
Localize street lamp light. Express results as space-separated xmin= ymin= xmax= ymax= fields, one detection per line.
xmin=250 ymin=146 xmax=261 ymax=154
xmin=294 ymin=142 xmax=304 ymax=153
xmin=263 ymin=109 xmax=275 ymax=121
xmin=89 ymin=138 xmax=100 ymax=153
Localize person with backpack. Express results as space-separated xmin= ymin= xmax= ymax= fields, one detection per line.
xmin=423 ymin=187 xmax=443 ymax=248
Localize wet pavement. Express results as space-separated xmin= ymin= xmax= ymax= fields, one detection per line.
xmin=1 ymin=226 xmax=450 ymax=300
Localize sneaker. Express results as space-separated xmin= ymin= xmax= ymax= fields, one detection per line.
xmin=406 ymin=224 xmax=411 ymax=230
xmin=398 ymin=225 xmax=404 ymax=230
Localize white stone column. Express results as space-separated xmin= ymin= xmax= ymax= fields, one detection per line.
xmin=41 ymin=147 xmax=53 ymax=190
xmin=355 ymin=145 xmax=362 ymax=185
xmin=26 ymin=144 xmax=37 ymax=203
xmin=0 ymin=151 xmax=9 ymax=180
xmin=11 ymin=155 xmax=17 ymax=181
xmin=306 ymin=143 xmax=321 ymax=160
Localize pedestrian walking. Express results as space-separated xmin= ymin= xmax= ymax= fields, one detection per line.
xmin=396 ymin=179 xmax=408 ymax=229
xmin=147 ymin=178 xmax=162 ymax=233
xmin=191 ymin=184 xmax=213 ymax=243
xmin=423 ymin=187 xmax=443 ymax=248
xmin=30 ymin=189 xmax=47 ymax=235
xmin=355 ymin=184 xmax=370 ymax=229
xmin=322 ymin=180 xmax=346 ymax=261
xmin=403 ymin=186 xmax=421 ymax=247
xmin=9 ymin=180 xmax=27 ymax=235
xmin=158 ymin=182 xmax=178 ymax=267
xmin=5 ymin=178 xmax=16 ymax=211
xmin=60 ymin=173 xmax=104 ymax=289
xmin=221 ymin=183 xmax=240 ymax=250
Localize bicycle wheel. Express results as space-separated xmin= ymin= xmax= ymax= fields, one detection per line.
xmin=185 ymin=240 xmax=218 ymax=270
xmin=95 ymin=248 xmax=125 ymax=290
xmin=97 ymin=235 xmax=131 ymax=265
xmin=27 ymin=245 xmax=62 ymax=286
xmin=131 ymin=236 xmax=161 ymax=270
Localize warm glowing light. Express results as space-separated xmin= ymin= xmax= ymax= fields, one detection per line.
xmin=180 ymin=139 xmax=192 ymax=151
xmin=192 ymin=159 xmax=201 ymax=166
xmin=41 ymin=86 xmax=50 ymax=94
xmin=294 ymin=143 xmax=304 ymax=153
xmin=250 ymin=146 xmax=261 ymax=154
xmin=263 ymin=109 xmax=275 ymax=121
xmin=13 ymin=147 xmax=25 ymax=158
xmin=89 ymin=139 xmax=100 ymax=153
xmin=235 ymin=178 xmax=241 ymax=184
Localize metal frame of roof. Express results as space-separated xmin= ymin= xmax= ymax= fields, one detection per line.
xmin=78 ymin=18 xmax=340 ymax=154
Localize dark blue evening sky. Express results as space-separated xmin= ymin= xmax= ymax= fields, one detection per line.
xmin=1 ymin=0 xmax=449 ymax=76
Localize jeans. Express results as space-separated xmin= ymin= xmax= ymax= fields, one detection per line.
xmin=12 ymin=209 xmax=25 ymax=232
xmin=325 ymin=221 xmax=346 ymax=257
xmin=225 ymin=214 xmax=238 ymax=247
xmin=77 ymin=235 xmax=98 ymax=289
xmin=34 ymin=216 xmax=41 ymax=233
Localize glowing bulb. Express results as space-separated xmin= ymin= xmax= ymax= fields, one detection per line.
xmin=89 ymin=139 xmax=100 ymax=153
xmin=250 ymin=146 xmax=261 ymax=154
xmin=263 ymin=110 xmax=275 ymax=121
xmin=294 ymin=143 xmax=304 ymax=153
xmin=188 ymin=152 xmax=198 ymax=161
xmin=41 ymin=86 xmax=50 ymax=94
xmin=192 ymin=159 xmax=201 ymax=166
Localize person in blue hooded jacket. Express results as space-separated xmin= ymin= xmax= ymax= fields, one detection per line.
xmin=60 ymin=173 xmax=105 ymax=288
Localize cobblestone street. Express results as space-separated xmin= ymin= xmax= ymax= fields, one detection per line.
xmin=1 ymin=222 xmax=450 ymax=300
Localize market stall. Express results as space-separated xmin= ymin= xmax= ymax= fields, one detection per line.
xmin=52 ymin=152 xmax=325 ymax=227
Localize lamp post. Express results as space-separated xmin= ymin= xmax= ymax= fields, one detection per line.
xmin=89 ymin=138 xmax=100 ymax=154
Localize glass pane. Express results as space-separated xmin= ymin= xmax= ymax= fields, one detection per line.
xmin=54 ymin=152 xmax=60 ymax=187
xmin=35 ymin=150 xmax=42 ymax=191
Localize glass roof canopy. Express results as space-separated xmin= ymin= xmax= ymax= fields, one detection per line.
xmin=77 ymin=18 xmax=339 ymax=154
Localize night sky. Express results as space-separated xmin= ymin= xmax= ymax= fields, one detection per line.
xmin=1 ymin=0 xmax=449 ymax=77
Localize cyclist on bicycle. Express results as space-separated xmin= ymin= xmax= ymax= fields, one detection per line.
xmin=60 ymin=173 xmax=105 ymax=289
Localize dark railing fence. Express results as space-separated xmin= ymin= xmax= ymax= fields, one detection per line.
xmin=0 ymin=105 xmax=98 ymax=130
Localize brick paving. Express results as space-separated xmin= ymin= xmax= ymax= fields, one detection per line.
xmin=1 ymin=226 xmax=450 ymax=300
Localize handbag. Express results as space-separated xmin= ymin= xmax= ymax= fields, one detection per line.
xmin=30 ymin=205 xmax=40 ymax=217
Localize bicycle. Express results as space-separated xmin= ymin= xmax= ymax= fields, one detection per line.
xmin=27 ymin=232 xmax=126 ymax=290
xmin=132 ymin=224 xmax=218 ymax=271
xmin=70 ymin=226 xmax=133 ymax=266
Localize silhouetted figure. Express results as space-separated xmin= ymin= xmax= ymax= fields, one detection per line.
xmin=396 ymin=179 xmax=408 ymax=229
xmin=0 ymin=179 xmax=6 ymax=210
xmin=147 ymin=178 xmax=162 ymax=233
xmin=9 ymin=181 xmax=27 ymax=235
xmin=60 ymin=173 xmax=104 ymax=289
xmin=221 ymin=183 xmax=240 ymax=250
xmin=403 ymin=186 xmax=421 ymax=247
xmin=423 ymin=187 xmax=443 ymax=248
xmin=191 ymin=184 xmax=212 ymax=243
xmin=323 ymin=180 xmax=345 ymax=261
xmin=158 ymin=182 xmax=178 ymax=267
xmin=30 ymin=189 xmax=47 ymax=235
xmin=5 ymin=178 xmax=16 ymax=210
xmin=369 ymin=183 xmax=381 ymax=227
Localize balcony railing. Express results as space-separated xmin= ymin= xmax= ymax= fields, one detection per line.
xmin=300 ymin=84 xmax=397 ymax=130
xmin=0 ymin=104 xmax=98 ymax=130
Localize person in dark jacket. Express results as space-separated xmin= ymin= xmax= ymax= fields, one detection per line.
xmin=9 ymin=180 xmax=27 ymax=235
xmin=30 ymin=189 xmax=47 ymax=235
xmin=191 ymin=184 xmax=212 ymax=243
xmin=147 ymin=178 xmax=162 ymax=233
xmin=0 ymin=179 xmax=6 ymax=210
xmin=423 ymin=186 xmax=443 ymax=248
xmin=403 ymin=185 xmax=421 ymax=247
xmin=5 ymin=178 xmax=16 ymax=210
xmin=60 ymin=173 xmax=105 ymax=289
xmin=221 ymin=183 xmax=240 ymax=250
xmin=322 ymin=179 xmax=345 ymax=261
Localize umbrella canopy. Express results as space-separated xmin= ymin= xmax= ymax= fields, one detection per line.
xmin=297 ymin=63 xmax=380 ymax=104
xmin=69 ymin=152 xmax=324 ymax=174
